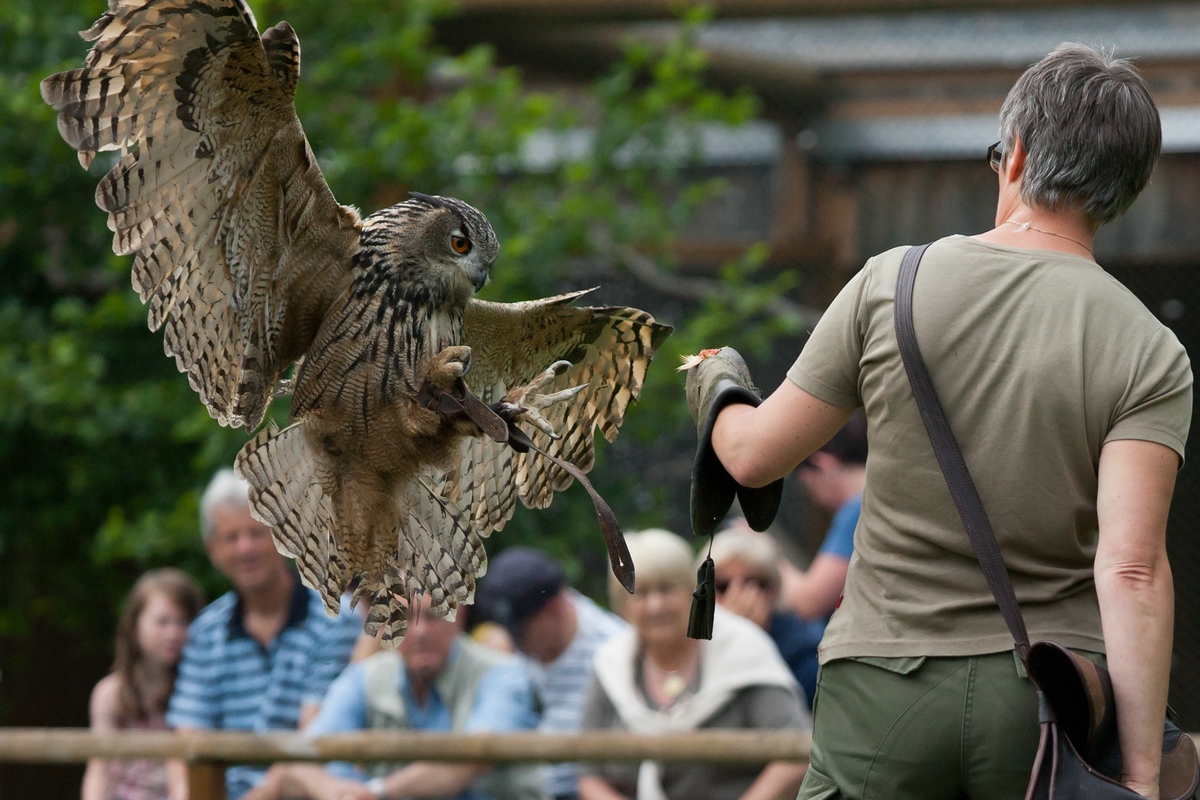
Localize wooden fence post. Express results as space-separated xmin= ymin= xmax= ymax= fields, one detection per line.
xmin=186 ymin=760 xmax=227 ymax=800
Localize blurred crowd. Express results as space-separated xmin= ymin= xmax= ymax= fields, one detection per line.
xmin=83 ymin=414 xmax=866 ymax=800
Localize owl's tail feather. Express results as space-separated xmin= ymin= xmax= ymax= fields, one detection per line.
xmin=408 ymin=477 xmax=488 ymax=615
xmin=361 ymin=568 xmax=410 ymax=648
xmin=235 ymin=421 xmax=346 ymax=616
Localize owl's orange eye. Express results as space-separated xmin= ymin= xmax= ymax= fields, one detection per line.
xmin=450 ymin=235 xmax=471 ymax=255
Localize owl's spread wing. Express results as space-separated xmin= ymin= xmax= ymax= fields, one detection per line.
xmin=41 ymin=0 xmax=361 ymax=430
xmin=443 ymin=291 xmax=672 ymax=535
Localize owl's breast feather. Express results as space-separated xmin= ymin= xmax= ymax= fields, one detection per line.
xmin=290 ymin=291 xmax=465 ymax=421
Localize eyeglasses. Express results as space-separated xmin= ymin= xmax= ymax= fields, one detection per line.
xmin=715 ymin=576 xmax=768 ymax=595
xmin=987 ymin=141 xmax=1004 ymax=173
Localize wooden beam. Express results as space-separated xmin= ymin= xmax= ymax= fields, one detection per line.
xmin=0 ymin=729 xmax=811 ymax=765
xmin=451 ymin=0 xmax=1168 ymax=23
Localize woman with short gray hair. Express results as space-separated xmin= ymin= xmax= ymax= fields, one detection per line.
xmin=579 ymin=529 xmax=810 ymax=800
xmin=685 ymin=43 xmax=1190 ymax=799
xmin=998 ymin=44 xmax=1160 ymax=228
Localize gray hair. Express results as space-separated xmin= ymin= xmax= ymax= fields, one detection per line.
xmin=706 ymin=527 xmax=782 ymax=595
xmin=999 ymin=43 xmax=1160 ymax=226
xmin=608 ymin=528 xmax=696 ymax=615
xmin=199 ymin=468 xmax=250 ymax=541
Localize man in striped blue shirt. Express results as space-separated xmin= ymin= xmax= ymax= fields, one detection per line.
xmin=166 ymin=469 xmax=362 ymax=800
xmin=474 ymin=549 xmax=627 ymax=800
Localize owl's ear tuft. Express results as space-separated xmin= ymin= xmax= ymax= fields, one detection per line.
xmin=409 ymin=192 xmax=451 ymax=212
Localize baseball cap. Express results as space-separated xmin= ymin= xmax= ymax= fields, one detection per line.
xmin=474 ymin=547 xmax=566 ymax=637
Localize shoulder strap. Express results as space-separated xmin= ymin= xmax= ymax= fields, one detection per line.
xmin=893 ymin=243 xmax=1032 ymax=661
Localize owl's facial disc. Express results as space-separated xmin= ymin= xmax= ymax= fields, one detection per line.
xmin=447 ymin=226 xmax=491 ymax=292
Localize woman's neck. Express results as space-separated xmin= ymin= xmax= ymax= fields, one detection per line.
xmin=643 ymin=637 xmax=700 ymax=673
xmin=975 ymin=201 xmax=1097 ymax=260
xmin=131 ymin=660 xmax=174 ymax=717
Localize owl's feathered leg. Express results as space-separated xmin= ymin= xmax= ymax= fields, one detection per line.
xmin=357 ymin=476 xmax=486 ymax=650
xmin=238 ymin=418 xmax=412 ymax=623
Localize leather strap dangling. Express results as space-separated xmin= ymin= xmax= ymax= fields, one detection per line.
xmin=688 ymin=539 xmax=717 ymax=640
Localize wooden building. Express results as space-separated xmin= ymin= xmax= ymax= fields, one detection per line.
xmin=446 ymin=0 xmax=1200 ymax=725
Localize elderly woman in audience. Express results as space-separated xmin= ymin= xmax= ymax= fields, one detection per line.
xmin=706 ymin=526 xmax=825 ymax=708
xmin=83 ymin=568 xmax=205 ymax=800
xmin=577 ymin=529 xmax=809 ymax=800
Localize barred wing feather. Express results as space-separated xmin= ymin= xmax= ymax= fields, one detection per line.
xmin=41 ymin=0 xmax=361 ymax=430
xmin=446 ymin=291 xmax=672 ymax=535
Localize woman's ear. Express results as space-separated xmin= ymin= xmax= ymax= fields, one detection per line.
xmin=1005 ymin=135 xmax=1027 ymax=182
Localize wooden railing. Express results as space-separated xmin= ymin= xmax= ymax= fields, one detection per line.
xmin=0 ymin=728 xmax=812 ymax=800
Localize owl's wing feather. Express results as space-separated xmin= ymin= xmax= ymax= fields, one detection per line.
xmin=236 ymin=422 xmax=347 ymax=616
xmin=447 ymin=292 xmax=671 ymax=535
xmin=42 ymin=0 xmax=361 ymax=430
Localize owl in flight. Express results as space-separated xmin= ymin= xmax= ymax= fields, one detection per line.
xmin=43 ymin=0 xmax=670 ymax=643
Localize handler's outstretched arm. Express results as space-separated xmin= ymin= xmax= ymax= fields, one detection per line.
xmin=712 ymin=380 xmax=853 ymax=488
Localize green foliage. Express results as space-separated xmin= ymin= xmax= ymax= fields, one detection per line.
xmin=0 ymin=0 xmax=799 ymax=712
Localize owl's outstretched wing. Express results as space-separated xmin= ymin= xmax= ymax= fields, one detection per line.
xmin=42 ymin=0 xmax=361 ymax=430
xmin=442 ymin=291 xmax=672 ymax=536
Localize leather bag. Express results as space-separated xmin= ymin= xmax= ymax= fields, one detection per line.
xmin=894 ymin=243 xmax=1199 ymax=800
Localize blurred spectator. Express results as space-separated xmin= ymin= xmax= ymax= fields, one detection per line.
xmin=166 ymin=468 xmax=361 ymax=800
xmin=578 ymin=529 xmax=809 ymax=800
xmin=82 ymin=568 xmax=205 ymax=800
xmin=276 ymin=594 xmax=544 ymax=800
xmin=350 ymin=627 xmax=385 ymax=663
xmin=781 ymin=410 xmax=866 ymax=619
xmin=470 ymin=621 xmax=516 ymax=653
xmin=474 ymin=547 xmax=625 ymax=800
xmin=707 ymin=526 xmax=824 ymax=708
xmin=462 ymin=601 xmax=517 ymax=654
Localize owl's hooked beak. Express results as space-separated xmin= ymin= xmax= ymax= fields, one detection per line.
xmin=473 ymin=270 xmax=489 ymax=291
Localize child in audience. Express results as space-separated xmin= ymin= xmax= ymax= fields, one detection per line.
xmin=82 ymin=568 xmax=205 ymax=800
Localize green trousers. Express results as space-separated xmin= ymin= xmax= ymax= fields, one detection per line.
xmin=797 ymin=652 xmax=1074 ymax=800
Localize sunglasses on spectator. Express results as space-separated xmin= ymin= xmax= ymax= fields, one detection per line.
xmin=987 ymin=141 xmax=1004 ymax=173
xmin=715 ymin=576 xmax=768 ymax=594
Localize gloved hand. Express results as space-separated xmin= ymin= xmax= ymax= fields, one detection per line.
xmin=685 ymin=347 xmax=757 ymax=436
xmin=680 ymin=347 xmax=783 ymax=537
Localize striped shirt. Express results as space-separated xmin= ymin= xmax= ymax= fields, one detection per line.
xmin=522 ymin=591 xmax=626 ymax=798
xmin=166 ymin=579 xmax=361 ymax=800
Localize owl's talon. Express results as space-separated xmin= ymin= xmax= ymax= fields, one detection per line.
xmin=525 ymin=360 xmax=571 ymax=395
xmin=499 ymin=362 xmax=587 ymax=439
xmin=427 ymin=345 xmax=473 ymax=391
xmin=532 ymin=384 xmax=587 ymax=409
xmin=524 ymin=406 xmax=560 ymax=438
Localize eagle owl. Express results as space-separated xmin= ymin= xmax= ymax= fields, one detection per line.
xmin=43 ymin=0 xmax=670 ymax=643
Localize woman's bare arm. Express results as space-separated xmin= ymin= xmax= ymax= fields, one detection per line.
xmin=713 ymin=381 xmax=852 ymax=489
xmin=1095 ymin=438 xmax=1179 ymax=800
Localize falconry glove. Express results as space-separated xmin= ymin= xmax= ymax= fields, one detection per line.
xmin=681 ymin=347 xmax=784 ymax=639
xmin=684 ymin=347 xmax=784 ymax=537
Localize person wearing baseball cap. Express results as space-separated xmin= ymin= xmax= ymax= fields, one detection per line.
xmin=475 ymin=548 xmax=626 ymax=800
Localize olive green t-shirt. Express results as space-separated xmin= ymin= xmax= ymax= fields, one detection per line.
xmin=788 ymin=236 xmax=1192 ymax=661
